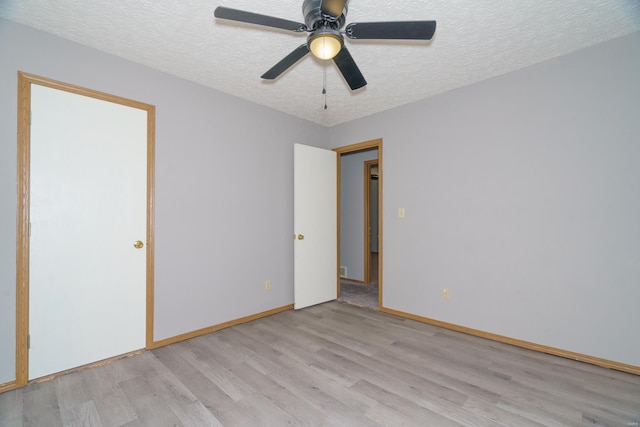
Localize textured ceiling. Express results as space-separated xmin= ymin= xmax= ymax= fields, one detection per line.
xmin=1 ymin=0 xmax=639 ymax=126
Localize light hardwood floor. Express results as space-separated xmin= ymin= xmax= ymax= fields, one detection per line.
xmin=1 ymin=301 xmax=639 ymax=426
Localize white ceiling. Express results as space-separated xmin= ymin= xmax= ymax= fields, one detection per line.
xmin=1 ymin=0 xmax=639 ymax=126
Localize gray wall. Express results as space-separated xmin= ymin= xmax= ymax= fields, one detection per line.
xmin=0 ymin=19 xmax=327 ymax=384
xmin=339 ymin=149 xmax=378 ymax=281
xmin=328 ymin=32 xmax=640 ymax=366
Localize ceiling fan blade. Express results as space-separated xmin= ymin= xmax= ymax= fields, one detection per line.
xmin=261 ymin=44 xmax=310 ymax=80
xmin=320 ymin=0 xmax=348 ymax=18
xmin=345 ymin=21 xmax=437 ymax=40
xmin=214 ymin=6 xmax=308 ymax=32
xmin=333 ymin=47 xmax=366 ymax=90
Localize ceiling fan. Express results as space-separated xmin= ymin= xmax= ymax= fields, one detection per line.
xmin=214 ymin=0 xmax=436 ymax=90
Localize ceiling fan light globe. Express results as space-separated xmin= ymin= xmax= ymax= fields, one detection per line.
xmin=309 ymin=33 xmax=343 ymax=60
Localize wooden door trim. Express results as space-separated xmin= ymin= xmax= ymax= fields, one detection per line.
xmin=15 ymin=72 xmax=155 ymax=388
xmin=15 ymin=73 xmax=30 ymax=388
xmin=333 ymin=138 xmax=383 ymax=309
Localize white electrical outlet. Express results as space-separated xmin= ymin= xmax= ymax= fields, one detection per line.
xmin=442 ymin=288 xmax=450 ymax=300
xmin=265 ymin=280 xmax=272 ymax=291
xmin=398 ymin=208 xmax=405 ymax=219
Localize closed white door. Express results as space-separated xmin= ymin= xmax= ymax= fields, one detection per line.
xmin=29 ymin=84 xmax=147 ymax=380
xmin=293 ymin=144 xmax=337 ymax=309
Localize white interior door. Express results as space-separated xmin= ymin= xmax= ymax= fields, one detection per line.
xmin=29 ymin=84 xmax=147 ymax=380
xmin=294 ymin=143 xmax=337 ymax=309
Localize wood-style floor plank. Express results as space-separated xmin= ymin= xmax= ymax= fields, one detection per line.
xmin=0 ymin=385 xmax=23 ymax=427
xmin=1 ymin=301 xmax=639 ymax=426
xmin=81 ymin=365 xmax=138 ymax=427
xmin=21 ymin=380 xmax=63 ymax=427
xmin=59 ymin=400 xmax=103 ymax=427
xmin=55 ymin=373 xmax=91 ymax=411
xmin=118 ymin=376 xmax=182 ymax=426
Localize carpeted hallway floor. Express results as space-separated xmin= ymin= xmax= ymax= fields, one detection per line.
xmin=338 ymin=253 xmax=379 ymax=310
xmin=338 ymin=281 xmax=378 ymax=310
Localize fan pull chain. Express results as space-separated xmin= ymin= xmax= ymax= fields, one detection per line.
xmin=322 ymin=62 xmax=328 ymax=110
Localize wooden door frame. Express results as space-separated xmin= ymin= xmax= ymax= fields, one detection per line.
xmin=14 ymin=72 xmax=155 ymax=388
xmin=363 ymin=159 xmax=378 ymax=285
xmin=334 ymin=138 xmax=382 ymax=309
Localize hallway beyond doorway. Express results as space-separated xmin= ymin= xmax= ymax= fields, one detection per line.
xmin=338 ymin=253 xmax=378 ymax=310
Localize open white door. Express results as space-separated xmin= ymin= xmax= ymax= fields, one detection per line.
xmin=29 ymin=84 xmax=147 ymax=379
xmin=294 ymin=144 xmax=337 ymax=309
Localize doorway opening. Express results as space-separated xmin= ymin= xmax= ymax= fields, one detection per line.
xmin=334 ymin=139 xmax=382 ymax=311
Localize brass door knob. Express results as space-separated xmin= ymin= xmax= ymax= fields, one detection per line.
xmin=295 ymin=234 xmax=304 ymax=240
xmin=133 ymin=240 xmax=144 ymax=249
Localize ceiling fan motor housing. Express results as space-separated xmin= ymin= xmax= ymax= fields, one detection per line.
xmin=303 ymin=0 xmax=347 ymax=30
